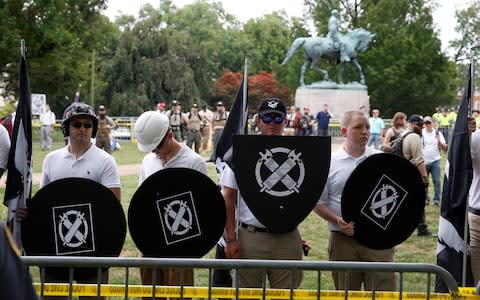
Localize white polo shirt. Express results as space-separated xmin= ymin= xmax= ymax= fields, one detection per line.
xmin=219 ymin=165 xmax=265 ymax=228
xmin=0 ymin=125 xmax=10 ymax=170
xmin=139 ymin=143 xmax=207 ymax=184
xmin=317 ymin=145 xmax=381 ymax=231
xmin=470 ymin=130 xmax=480 ymax=210
xmin=40 ymin=144 xmax=120 ymax=189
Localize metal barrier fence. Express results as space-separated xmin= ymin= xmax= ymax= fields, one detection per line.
xmin=22 ymin=256 xmax=463 ymax=299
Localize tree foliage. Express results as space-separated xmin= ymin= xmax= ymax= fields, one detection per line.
xmin=0 ymin=0 xmax=464 ymax=118
xmin=214 ymin=70 xmax=291 ymax=110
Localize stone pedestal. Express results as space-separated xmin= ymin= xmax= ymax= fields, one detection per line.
xmin=294 ymin=83 xmax=370 ymax=120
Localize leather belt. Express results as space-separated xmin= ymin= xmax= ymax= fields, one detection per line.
xmin=469 ymin=207 xmax=480 ymax=216
xmin=239 ymin=222 xmax=269 ymax=233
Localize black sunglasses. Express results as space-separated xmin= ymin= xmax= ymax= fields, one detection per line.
xmin=71 ymin=121 xmax=93 ymax=129
xmin=261 ymin=114 xmax=284 ymax=124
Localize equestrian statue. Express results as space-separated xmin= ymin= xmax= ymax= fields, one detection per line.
xmin=282 ymin=9 xmax=375 ymax=86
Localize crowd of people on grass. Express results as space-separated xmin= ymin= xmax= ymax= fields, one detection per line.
xmin=1 ymin=98 xmax=480 ymax=298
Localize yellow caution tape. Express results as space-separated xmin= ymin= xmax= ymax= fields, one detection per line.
xmin=32 ymin=283 xmax=480 ymax=299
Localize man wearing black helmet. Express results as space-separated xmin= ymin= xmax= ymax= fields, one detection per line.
xmin=40 ymin=102 xmax=121 ymax=298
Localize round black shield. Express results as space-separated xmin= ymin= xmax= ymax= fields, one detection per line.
xmin=128 ymin=168 xmax=226 ymax=258
xmin=22 ymin=178 xmax=126 ymax=256
xmin=341 ymin=153 xmax=425 ymax=249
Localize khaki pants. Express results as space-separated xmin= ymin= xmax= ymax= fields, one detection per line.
xmin=469 ymin=212 xmax=480 ymax=285
xmin=234 ymin=227 xmax=303 ymax=289
xmin=328 ymin=232 xmax=396 ymax=291
xmin=201 ymin=126 xmax=210 ymax=152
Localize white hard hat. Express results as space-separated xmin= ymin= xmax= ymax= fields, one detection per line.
xmin=134 ymin=111 xmax=169 ymax=152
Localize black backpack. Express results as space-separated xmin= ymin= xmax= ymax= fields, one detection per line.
xmin=390 ymin=131 xmax=415 ymax=157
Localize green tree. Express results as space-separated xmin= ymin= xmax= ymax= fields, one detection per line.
xmin=0 ymin=0 xmax=114 ymax=116
xmin=304 ymin=0 xmax=453 ymax=116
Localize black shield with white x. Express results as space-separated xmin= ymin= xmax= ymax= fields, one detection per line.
xmin=233 ymin=135 xmax=330 ymax=233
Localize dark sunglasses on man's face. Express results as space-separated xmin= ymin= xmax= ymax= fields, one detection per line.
xmin=71 ymin=121 xmax=93 ymax=129
xmin=261 ymin=114 xmax=284 ymax=124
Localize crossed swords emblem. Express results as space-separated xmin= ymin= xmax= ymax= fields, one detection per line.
xmin=164 ymin=200 xmax=193 ymax=236
xmin=369 ymin=184 xmax=399 ymax=219
xmin=255 ymin=147 xmax=305 ymax=197
xmin=58 ymin=210 xmax=89 ymax=248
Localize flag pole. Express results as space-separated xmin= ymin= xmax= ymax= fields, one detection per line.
xmin=242 ymin=58 xmax=248 ymax=134
xmin=463 ymin=62 xmax=474 ymax=286
xmin=20 ymin=40 xmax=26 ymax=57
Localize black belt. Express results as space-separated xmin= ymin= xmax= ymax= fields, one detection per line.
xmin=189 ymin=129 xmax=200 ymax=132
xmin=239 ymin=222 xmax=269 ymax=233
xmin=469 ymin=207 xmax=480 ymax=216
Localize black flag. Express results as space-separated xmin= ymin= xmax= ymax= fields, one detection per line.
xmin=435 ymin=65 xmax=474 ymax=291
xmin=4 ymin=41 xmax=33 ymax=248
xmin=214 ymin=76 xmax=248 ymax=173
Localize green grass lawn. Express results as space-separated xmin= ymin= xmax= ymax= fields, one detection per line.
xmin=1 ymin=139 xmax=446 ymax=297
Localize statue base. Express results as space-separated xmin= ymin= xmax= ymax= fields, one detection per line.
xmin=294 ymin=82 xmax=370 ymax=119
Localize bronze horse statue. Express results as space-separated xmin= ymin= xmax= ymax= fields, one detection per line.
xmin=282 ymin=28 xmax=375 ymax=86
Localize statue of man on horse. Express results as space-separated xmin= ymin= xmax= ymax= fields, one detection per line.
xmin=282 ymin=9 xmax=375 ymax=86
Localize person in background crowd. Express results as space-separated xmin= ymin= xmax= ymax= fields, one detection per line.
xmin=292 ymin=107 xmax=302 ymax=135
xmin=156 ymin=102 xmax=167 ymax=115
xmin=316 ymin=104 xmax=333 ymax=137
xmin=198 ymin=104 xmax=213 ymax=153
xmin=422 ymin=116 xmax=447 ymax=206
xmin=381 ymin=112 xmax=406 ymax=152
xmin=432 ymin=107 xmax=442 ymax=124
xmin=134 ymin=111 xmax=207 ymax=296
xmin=437 ymin=108 xmax=451 ymax=144
xmin=40 ymin=103 xmax=56 ymax=151
xmin=314 ymin=110 xmax=395 ymax=291
xmin=221 ymin=98 xmax=303 ymax=290
xmin=208 ymin=101 xmax=229 ymax=162
xmin=186 ymin=103 xmax=203 ymax=153
xmin=168 ymin=100 xmax=188 ymax=143
xmin=297 ymin=107 xmax=314 ymax=136
xmin=402 ymin=115 xmax=432 ymax=237
xmin=0 ymin=124 xmax=10 ymax=178
xmin=95 ymin=105 xmax=115 ymax=154
xmin=367 ymin=109 xmax=385 ymax=149
xmin=41 ymin=102 xmax=121 ymax=299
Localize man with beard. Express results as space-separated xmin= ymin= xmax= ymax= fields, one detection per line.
xmin=402 ymin=114 xmax=431 ymax=237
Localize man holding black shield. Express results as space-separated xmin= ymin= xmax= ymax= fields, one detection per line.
xmin=220 ymin=98 xmax=303 ymax=289
xmin=40 ymin=102 xmax=121 ymax=299
xmin=134 ymin=111 xmax=207 ymax=294
xmin=314 ymin=110 xmax=395 ymax=291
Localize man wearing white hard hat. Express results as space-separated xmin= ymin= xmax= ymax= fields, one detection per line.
xmin=133 ymin=110 xmax=207 ymax=288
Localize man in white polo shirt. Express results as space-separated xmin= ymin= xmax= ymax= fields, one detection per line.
xmin=40 ymin=102 xmax=121 ymax=298
xmin=134 ymin=110 xmax=207 ymax=289
xmin=314 ymin=110 xmax=395 ymax=291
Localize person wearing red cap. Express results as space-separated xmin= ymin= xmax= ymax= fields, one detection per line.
xmin=156 ymin=102 xmax=167 ymax=114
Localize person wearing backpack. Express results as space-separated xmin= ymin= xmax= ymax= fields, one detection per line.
xmin=422 ymin=116 xmax=447 ymax=206
xmin=402 ymin=114 xmax=432 ymax=237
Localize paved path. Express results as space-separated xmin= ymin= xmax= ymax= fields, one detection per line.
xmin=0 ymin=138 xmax=345 ymax=187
